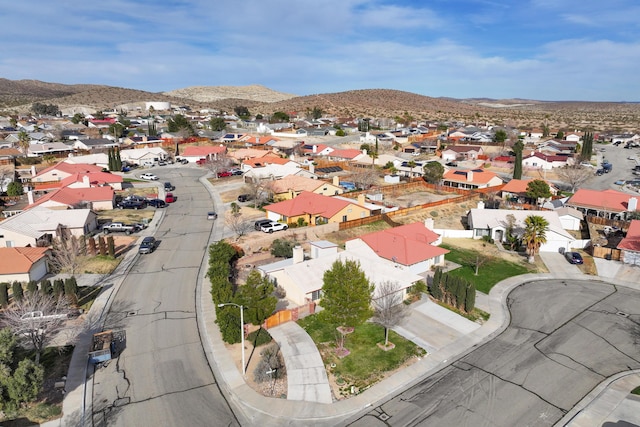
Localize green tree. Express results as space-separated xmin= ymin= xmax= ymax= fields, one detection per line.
xmin=53 ymin=279 xmax=65 ymax=299
xmin=6 ymin=358 xmax=44 ymax=405
xmin=234 ymin=106 xmax=250 ymax=119
xmin=311 ymin=106 xmax=323 ymax=119
xmin=39 ymin=279 xmax=52 ymax=296
xmin=512 ymin=140 xmax=524 ymax=180
xmin=17 ymin=130 xmax=30 ymax=153
xmin=6 ymin=181 xmax=23 ymax=197
xmin=71 ymin=113 xmax=85 ymax=124
xmin=321 ymin=260 xmax=373 ymax=330
xmin=11 ymin=281 xmax=23 ymax=303
xmin=209 ymin=117 xmax=227 ymax=131
xmin=235 ymin=270 xmax=277 ymax=326
xmin=556 ymin=130 xmax=564 ymax=140
xmin=270 ymin=111 xmax=290 ymax=123
xmin=270 ymin=239 xmax=295 ymax=258
xmin=64 ymin=277 xmax=78 ymax=305
xmin=581 ymin=131 xmax=594 ymax=160
xmin=423 ymin=161 xmax=444 ymax=184
xmin=542 ymin=123 xmax=550 ymax=138
xmin=493 ymin=129 xmax=508 ymax=144
xmin=523 ymin=215 xmax=549 ymax=263
xmin=430 ymin=268 xmax=443 ymax=300
xmin=26 ymin=281 xmax=38 ymax=296
xmin=335 ymin=128 xmax=345 ymax=136
xmin=464 ymin=282 xmax=476 ymax=313
xmin=167 ymin=114 xmax=195 ymax=135
xmin=114 ymin=147 xmax=122 ymax=171
xmin=108 ymin=122 xmax=126 ymax=138
xmin=525 ymin=179 xmax=552 ymax=205
xmin=0 ymin=283 xmax=8 ymax=308
xmin=0 ymin=327 xmax=17 ymax=366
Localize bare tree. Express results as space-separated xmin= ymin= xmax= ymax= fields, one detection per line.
xmin=204 ymin=151 xmax=233 ymax=178
xmin=350 ymin=167 xmax=379 ymax=190
xmin=49 ymin=232 xmax=86 ymax=275
xmin=2 ymin=292 xmax=75 ymax=363
xmin=246 ymin=176 xmax=271 ymax=208
xmin=371 ymin=280 xmax=409 ymax=348
xmin=555 ymin=165 xmax=594 ymax=192
xmin=225 ymin=202 xmax=252 ymax=239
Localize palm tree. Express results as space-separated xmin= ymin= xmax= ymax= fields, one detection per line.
xmin=17 ymin=130 xmax=30 ymax=153
xmin=522 ymin=215 xmax=549 ymax=263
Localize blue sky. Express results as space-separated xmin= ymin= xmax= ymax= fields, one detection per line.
xmin=1 ymin=0 xmax=639 ymax=101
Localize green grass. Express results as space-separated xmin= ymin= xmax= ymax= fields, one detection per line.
xmin=298 ymin=314 xmax=425 ymax=395
xmin=440 ymin=243 xmax=534 ymax=294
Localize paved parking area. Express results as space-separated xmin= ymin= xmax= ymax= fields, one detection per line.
xmin=539 ymin=252 xmax=582 ymax=276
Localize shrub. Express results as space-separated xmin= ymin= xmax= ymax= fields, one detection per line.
xmin=429 ymin=211 xmax=439 ymax=217
xmin=0 ymin=283 xmax=8 ymax=307
xmin=253 ymin=343 xmax=286 ymax=384
xmin=11 ymin=281 xmax=23 ymax=303
xmin=271 ymin=239 xmax=295 ymax=258
xmin=247 ymin=327 xmax=272 ymax=347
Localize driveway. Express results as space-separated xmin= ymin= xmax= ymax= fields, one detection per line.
xmin=539 ymin=251 xmax=582 ymax=276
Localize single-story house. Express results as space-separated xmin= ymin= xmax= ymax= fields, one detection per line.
xmin=72 ymin=138 xmax=118 ymax=151
xmin=120 ymin=147 xmax=169 ymax=166
xmin=243 ymin=162 xmax=316 ymax=181
xmin=617 ymin=220 xmax=640 ymax=266
xmin=27 ymin=142 xmax=74 ymax=157
xmin=441 ymin=145 xmax=484 ymax=162
xmin=442 ymin=168 xmax=503 ymax=190
xmin=500 ymin=179 xmax=559 ymax=202
xmin=522 ymin=152 xmax=574 ymax=170
xmin=64 ymin=153 xmax=110 ymax=169
xmin=467 ymin=204 xmax=576 ymax=252
xmin=0 ymin=206 xmax=98 ymax=248
xmin=260 ymin=242 xmax=424 ymax=306
xmin=29 ymin=186 xmax=115 ymax=211
xmin=0 ymin=247 xmax=51 ymax=282
xmin=31 ymin=162 xmax=104 ymax=185
xmin=265 ymin=175 xmax=343 ymax=201
xmin=264 ymin=191 xmax=372 ymax=226
xmin=566 ymin=189 xmax=639 ymax=220
xmin=178 ymin=145 xmax=227 ymax=163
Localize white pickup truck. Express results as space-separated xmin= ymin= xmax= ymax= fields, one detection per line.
xmin=20 ymin=310 xmax=69 ymax=321
xmin=102 ymin=222 xmax=141 ymax=235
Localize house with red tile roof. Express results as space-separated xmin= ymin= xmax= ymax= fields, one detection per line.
xmin=617 ymin=220 xmax=640 ymax=265
xmin=301 ymin=143 xmax=333 ymax=156
xmin=522 ymin=152 xmax=574 ymax=170
xmin=566 ymin=189 xmax=639 ymax=220
xmin=240 ymin=135 xmax=280 ymax=147
xmin=442 ymin=168 xmax=503 ymax=189
xmin=501 ymin=178 xmax=559 ymax=201
xmin=346 ymin=221 xmax=449 ymax=274
xmin=31 ymin=161 xmax=104 ymax=185
xmin=326 ymin=148 xmax=362 ymax=161
xmin=265 ymin=175 xmax=343 ymax=201
xmin=264 ymin=191 xmax=371 ymax=225
xmin=0 ymin=247 xmax=51 ymax=282
xmin=29 ymin=186 xmax=114 ymax=211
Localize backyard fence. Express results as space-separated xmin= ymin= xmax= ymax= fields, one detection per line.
xmin=263 ymin=302 xmax=316 ymax=330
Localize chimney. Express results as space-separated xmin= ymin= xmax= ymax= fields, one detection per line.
xmin=477 ymin=200 xmax=485 ymax=209
xmin=333 ymin=176 xmax=340 ymax=186
xmin=312 ymin=145 xmax=317 ymax=153
xmin=362 ymin=148 xmax=367 ymax=156
xmin=27 ymin=190 xmax=34 ymax=205
xmin=424 ymin=218 xmax=434 ymax=230
xmin=82 ymin=175 xmax=90 ymax=187
xmin=629 ymin=197 xmax=638 ymax=212
xmin=293 ymin=245 xmax=304 ymax=264
xmin=31 ymin=166 xmax=36 ymax=176
xmin=309 ymin=163 xmax=315 ymax=174
xmin=467 ymin=170 xmax=474 ymax=182
xmin=357 ymin=194 xmax=365 ymax=206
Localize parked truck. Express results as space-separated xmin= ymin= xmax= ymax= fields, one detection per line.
xmin=102 ymin=222 xmax=141 ymax=235
xmin=88 ymin=330 xmax=126 ymax=365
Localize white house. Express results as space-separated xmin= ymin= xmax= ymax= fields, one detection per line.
xmin=119 ymin=147 xmax=168 ymax=166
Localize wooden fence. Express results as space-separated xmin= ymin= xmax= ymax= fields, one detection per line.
xmin=585 ymin=215 xmax=630 ymax=230
xmin=263 ymin=302 xmax=316 ymax=330
xmin=590 ymin=246 xmax=622 ymax=261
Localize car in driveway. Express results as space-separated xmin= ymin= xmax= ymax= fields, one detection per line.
xmin=138 ymin=236 xmax=157 ymax=254
xmin=254 ymin=219 xmax=272 ymax=230
xmin=565 ymin=251 xmax=584 ymax=264
xmin=260 ymin=221 xmax=288 ymax=233
xmin=237 ymin=194 xmax=251 ymax=202
xmin=140 ymin=173 xmax=158 ymax=181
xmin=147 ymin=198 xmax=167 ymax=208
xmin=117 ymin=199 xmax=147 ymax=210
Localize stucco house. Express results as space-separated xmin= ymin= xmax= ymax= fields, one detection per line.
xmin=265 ymin=175 xmax=343 ymax=201
xmin=31 ymin=162 xmax=104 ymax=185
xmin=522 ymin=152 xmax=573 ymax=170
xmin=0 ymin=247 xmax=51 ymax=282
xmin=0 ymin=206 xmax=98 ymax=248
xmin=500 ymin=179 xmax=559 ymax=203
xmin=442 ymin=168 xmax=503 ymax=190
xmin=29 ymin=186 xmax=115 ymax=211
xmin=119 ymin=147 xmax=169 ymax=166
xmin=467 ymin=204 xmax=576 ymax=253
xmin=264 ymin=191 xmax=372 ymax=225
xmin=566 ymin=189 xmax=639 ymax=220
xmin=617 ymin=220 xmax=640 ymax=266
xmin=179 ymin=145 xmax=227 ymax=163
xmin=441 ymin=145 xmax=484 ymax=162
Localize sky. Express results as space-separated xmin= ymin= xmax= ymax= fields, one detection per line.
xmin=1 ymin=0 xmax=639 ymax=102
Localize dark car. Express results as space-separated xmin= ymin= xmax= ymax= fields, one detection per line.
xmin=230 ymin=168 xmax=243 ymax=176
xmin=118 ymin=200 xmax=147 ymax=210
xmin=565 ymin=251 xmax=584 ymax=264
xmin=147 ymin=198 xmax=167 ymax=208
xmin=237 ymin=194 xmax=251 ymax=202
xmin=254 ymin=219 xmax=272 ymax=230
xmin=138 ymin=236 xmax=156 ymax=254
xmin=164 ymin=182 xmax=175 ymax=191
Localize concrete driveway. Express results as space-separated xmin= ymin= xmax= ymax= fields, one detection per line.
xmin=539 ymin=251 xmax=582 ymax=276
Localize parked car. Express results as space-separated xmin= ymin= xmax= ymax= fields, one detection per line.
xmin=147 ymin=198 xmax=167 ymax=208
xmin=157 ymin=160 xmax=167 ymax=166
xmin=140 ymin=173 xmax=158 ymax=181
xmin=196 ymin=158 xmax=208 ymax=166
xmin=165 ymin=193 xmax=176 ymax=203
xmin=237 ymin=194 xmax=251 ymax=202
xmin=254 ymin=219 xmax=272 ymax=230
xmin=261 ymin=221 xmax=288 ymax=233
xmin=138 ymin=236 xmax=157 ymax=254
xmin=117 ymin=200 xmax=147 ymax=210
xmin=217 ymin=171 xmax=232 ymax=178
xmin=207 ymin=211 xmax=218 ymax=220
xmin=180 ymin=158 xmax=189 ymax=164
xmin=229 ymin=168 xmax=243 ymax=176
xmin=164 ymin=182 xmax=175 ymax=191
xmin=565 ymin=251 xmax=584 ymax=264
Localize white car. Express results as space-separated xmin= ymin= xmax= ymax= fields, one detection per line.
xmin=260 ymin=222 xmax=288 ymax=233
xmin=140 ymin=173 xmax=158 ymax=181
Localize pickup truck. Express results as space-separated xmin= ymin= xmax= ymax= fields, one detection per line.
xmin=102 ymin=222 xmax=141 ymax=235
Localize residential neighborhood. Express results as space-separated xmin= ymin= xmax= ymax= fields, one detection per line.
xmin=0 ymin=100 xmax=639 ymax=427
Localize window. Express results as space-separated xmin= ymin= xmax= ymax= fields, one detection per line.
xmin=311 ymin=289 xmax=322 ymax=301
xmin=342 ymin=215 xmax=347 ymax=222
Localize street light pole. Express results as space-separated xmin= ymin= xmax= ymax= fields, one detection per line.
xmin=217 ymin=303 xmax=245 ymax=375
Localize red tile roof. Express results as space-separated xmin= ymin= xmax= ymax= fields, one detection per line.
xmin=243 ymin=156 xmax=291 ymax=167
xmin=60 ymin=171 xmax=123 ymax=187
xmin=355 ymin=222 xmax=449 ymax=265
xmin=181 ymin=145 xmax=227 ymax=157
xmin=567 ymin=189 xmax=638 ymax=213
xmin=443 ymin=168 xmax=499 ymax=185
xmin=35 ymin=161 xmax=104 ymax=179
xmin=328 ymin=149 xmax=362 ymax=159
xmin=618 ymin=220 xmax=640 ymax=252
xmin=501 ymin=179 xmax=556 ymax=194
xmin=265 ymin=191 xmax=351 ymax=218
xmin=0 ymin=247 xmax=49 ymax=274
xmin=30 ymin=186 xmax=113 ymax=208
xmin=525 ymin=152 xmax=571 ymax=162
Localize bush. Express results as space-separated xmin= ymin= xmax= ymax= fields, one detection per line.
xmin=6 ymin=181 xmax=23 ymax=197
xmin=0 ymin=283 xmax=8 ymax=308
xmin=253 ymin=343 xmax=286 ymax=384
xmin=247 ymin=327 xmax=272 ymax=347
xmin=429 ymin=211 xmax=439 ymax=217
xmin=271 ymin=239 xmax=295 ymax=258
xmin=6 ymin=358 xmax=44 ymax=405
xmin=11 ymin=281 xmax=23 ymax=303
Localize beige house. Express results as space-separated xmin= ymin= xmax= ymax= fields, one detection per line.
xmin=266 ymin=175 xmax=343 ymax=201
xmin=0 ymin=247 xmax=51 ymax=282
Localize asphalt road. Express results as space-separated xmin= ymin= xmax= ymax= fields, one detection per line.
xmin=346 ymin=279 xmax=640 ymax=427
xmin=588 ymin=143 xmax=640 ymax=191
xmin=91 ymin=166 xmax=240 ymax=426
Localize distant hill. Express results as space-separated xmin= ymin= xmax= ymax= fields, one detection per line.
xmin=1 ymin=79 xmax=639 ymax=131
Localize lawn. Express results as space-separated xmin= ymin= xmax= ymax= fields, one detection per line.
xmin=440 ymin=243 xmax=535 ymax=294
xmin=298 ymin=313 xmax=424 ymax=397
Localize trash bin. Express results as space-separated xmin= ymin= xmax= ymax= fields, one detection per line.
xmin=605 ymin=253 xmax=612 ymax=260
xmin=559 ymin=247 xmax=565 ymax=255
